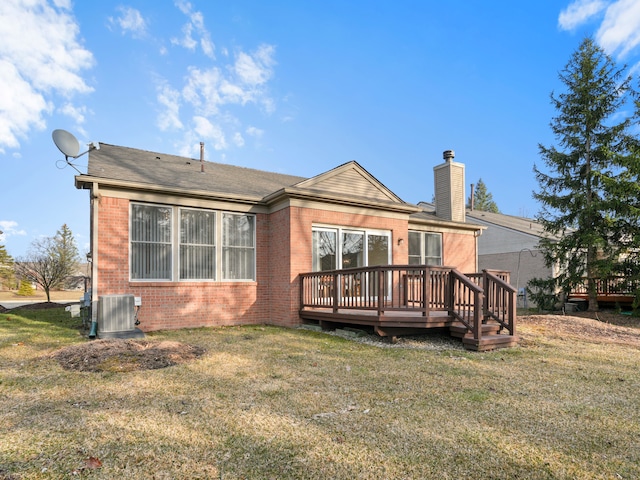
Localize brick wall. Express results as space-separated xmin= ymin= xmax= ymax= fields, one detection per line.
xmin=95 ymin=196 xmax=268 ymax=331
xmin=267 ymin=205 xmax=410 ymax=327
xmin=443 ymin=231 xmax=477 ymax=273
xmin=95 ymin=195 xmax=475 ymax=331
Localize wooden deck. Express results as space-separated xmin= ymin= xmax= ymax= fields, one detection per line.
xmin=299 ymin=266 xmax=518 ymax=351
xmin=569 ymin=276 xmax=638 ymax=307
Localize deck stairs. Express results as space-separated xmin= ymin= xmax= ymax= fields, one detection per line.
xmin=300 ymin=265 xmax=518 ymax=352
xmin=448 ymin=320 xmax=518 ymax=351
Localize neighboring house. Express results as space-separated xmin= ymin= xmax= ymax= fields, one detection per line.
xmin=414 ymin=204 xmax=559 ymax=307
xmin=464 ymin=210 xmax=558 ymax=307
xmin=65 ymin=263 xmax=91 ymax=291
xmin=75 ymin=145 xmax=485 ymax=332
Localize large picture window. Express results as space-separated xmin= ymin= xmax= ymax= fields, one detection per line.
xmin=180 ymin=209 xmax=215 ymax=280
xmin=131 ymin=204 xmax=173 ymax=280
xmin=408 ymin=231 xmax=442 ymax=266
xmin=222 ymin=213 xmax=255 ymax=280
xmin=130 ymin=203 xmax=255 ymax=281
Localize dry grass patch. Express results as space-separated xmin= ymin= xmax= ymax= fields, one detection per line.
xmin=1 ymin=307 xmax=640 ymax=479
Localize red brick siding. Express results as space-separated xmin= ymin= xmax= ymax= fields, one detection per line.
xmin=95 ymin=197 xmax=268 ymax=331
xmin=443 ymin=231 xmax=477 ymax=273
xmin=95 ymin=195 xmax=475 ymax=331
xmin=267 ymin=205 xmax=410 ymax=327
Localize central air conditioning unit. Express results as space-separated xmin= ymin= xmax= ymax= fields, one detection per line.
xmin=97 ymin=294 xmax=144 ymax=339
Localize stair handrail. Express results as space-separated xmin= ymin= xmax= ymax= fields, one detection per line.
xmin=449 ymin=269 xmax=484 ymax=342
xmin=482 ymin=269 xmax=516 ymax=337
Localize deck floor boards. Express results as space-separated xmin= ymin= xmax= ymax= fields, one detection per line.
xmin=300 ymin=307 xmax=453 ymax=328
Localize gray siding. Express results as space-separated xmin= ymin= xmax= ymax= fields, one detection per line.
xmin=477 ymin=223 xmax=540 ymax=255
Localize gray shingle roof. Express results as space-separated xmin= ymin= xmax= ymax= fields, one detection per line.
xmin=465 ymin=209 xmax=550 ymax=238
xmin=86 ymin=143 xmax=306 ymax=199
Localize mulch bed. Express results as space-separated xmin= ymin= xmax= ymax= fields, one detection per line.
xmin=50 ymin=339 xmax=206 ymax=372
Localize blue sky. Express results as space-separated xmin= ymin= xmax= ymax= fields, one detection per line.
xmin=2 ymin=0 xmax=640 ymax=258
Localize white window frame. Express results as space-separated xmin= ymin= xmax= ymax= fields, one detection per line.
xmin=221 ymin=212 xmax=256 ymax=281
xmin=179 ymin=207 xmax=216 ymax=281
xmin=130 ymin=203 xmax=173 ymax=281
xmin=311 ymin=225 xmax=392 ymax=271
xmin=408 ymin=230 xmax=443 ymax=266
xmin=130 ymin=202 xmax=256 ymax=282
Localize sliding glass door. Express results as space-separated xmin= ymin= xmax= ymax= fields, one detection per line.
xmin=312 ymin=226 xmax=391 ymax=300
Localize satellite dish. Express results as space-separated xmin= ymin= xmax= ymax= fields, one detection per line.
xmin=52 ymin=129 xmax=80 ymax=158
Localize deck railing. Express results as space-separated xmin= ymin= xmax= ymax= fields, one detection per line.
xmin=482 ymin=270 xmax=516 ymax=336
xmin=299 ymin=265 xmax=452 ymax=316
xmin=571 ymin=276 xmax=639 ymax=297
xmin=300 ymin=266 xmax=517 ymax=342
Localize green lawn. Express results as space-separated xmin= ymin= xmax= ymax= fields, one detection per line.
xmin=1 ymin=307 xmax=639 ymax=479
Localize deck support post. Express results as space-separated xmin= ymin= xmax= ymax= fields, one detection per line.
xmin=377 ymin=268 xmax=384 ymax=316
xmin=332 ymin=272 xmax=339 ymax=313
xmin=423 ymin=267 xmax=429 ymax=317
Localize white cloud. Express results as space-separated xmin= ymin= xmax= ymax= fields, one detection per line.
xmin=0 ymin=59 xmax=50 ymax=150
xmin=173 ymin=22 xmax=197 ymax=50
xmin=60 ymin=103 xmax=87 ymax=124
xmin=246 ymin=126 xmax=264 ymax=138
xmin=596 ymin=0 xmax=640 ymax=58
xmin=158 ymin=5 xmax=277 ymax=155
xmin=156 ymin=82 xmax=183 ymax=131
xmin=109 ymin=6 xmax=147 ymax=38
xmin=558 ymin=0 xmax=608 ymax=30
xmin=234 ymin=45 xmax=276 ymax=86
xmin=171 ymin=0 xmax=215 ymax=58
xmin=559 ymin=1 xmax=640 ymax=59
xmin=180 ymin=46 xmax=277 ymax=113
xmin=182 ymin=67 xmax=224 ymax=115
xmin=233 ymin=132 xmax=245 ymax=147
xmin=0 ymin=0 xmax=93 ymax=151
xmin=193 ymin=116 xmax=227 ymax=150
xmin=0 ymin=220 xmax=27 ymax=240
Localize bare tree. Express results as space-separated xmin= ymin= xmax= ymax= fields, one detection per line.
xmin=14 ymin=226 xmax=80 ymax=302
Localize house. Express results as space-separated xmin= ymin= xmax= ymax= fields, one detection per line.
xmin=75 ymin=145 xmax=516 ymax=349
xmin=465 ymin=210 xmax=558 ymax=307
xmin=414 ymin=202 xmax=560 ymax=308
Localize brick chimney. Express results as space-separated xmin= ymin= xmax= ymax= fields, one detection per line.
xmin=434 ymin=149 xmax=465 ymax=223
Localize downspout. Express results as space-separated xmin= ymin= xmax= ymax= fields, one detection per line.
xmin=88 ymin=182 xmax=100 ymax=339
xmin=474 ymin=228 xmax=482 ymax=273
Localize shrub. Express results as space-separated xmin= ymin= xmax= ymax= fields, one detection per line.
xmin=17 ymin=279 xmax=35 ymax=296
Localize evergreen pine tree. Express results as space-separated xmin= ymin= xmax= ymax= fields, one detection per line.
xmin=0 ymin=244 xmax=14 ymax=289
xmin=471 ymin=178 xmax=500 ymax=213
xmin=54 ymin=224 xmax=80 ymax=287
xmin=533 ymin=37 xmax=639 ymax=311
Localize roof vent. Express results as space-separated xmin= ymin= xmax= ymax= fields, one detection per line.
xmin=443 ymin=150 xmax=455 ymax=161
xmin=200 ymin=142 xmax=205 ymax=173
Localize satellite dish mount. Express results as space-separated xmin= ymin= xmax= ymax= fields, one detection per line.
xmin=52 ymin=129 xmax=99 ymax=174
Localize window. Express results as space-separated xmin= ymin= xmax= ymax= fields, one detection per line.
xmin=368 ymin=234 xmax=390 ymax=266
xmin=312 ymin=226 xmax=390 ymax=272
xmin=131 ymin=204 xmax=173 ymax=280
xmin=342 ymin=231 xmax=364 ymax=268
xmin=222 ymin=213 xmax=255 ymax=280
xmin=408 ymin=231 xmax=442 ymax=266
xmin=313 ymin=229 xmax=337 ymax=271
xmin=180 ymin=209 xmax=215 ymax=280
xmin=130 ymin=203 xmax=255 ymax=281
